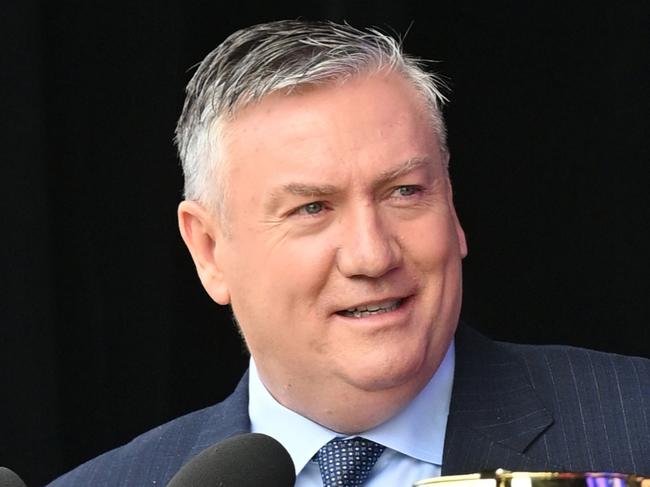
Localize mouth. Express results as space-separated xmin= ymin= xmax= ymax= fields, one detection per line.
xmin=336 ymin=298 xmax=405 ymax=318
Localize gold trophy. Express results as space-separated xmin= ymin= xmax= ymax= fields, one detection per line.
xmin=415 ymin=470 xmax=649 ymax=487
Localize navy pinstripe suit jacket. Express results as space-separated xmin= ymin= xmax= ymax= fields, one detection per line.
xmin=46 ymin=326 xmax=650 ymax=486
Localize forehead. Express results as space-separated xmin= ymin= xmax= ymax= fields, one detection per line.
xmin=220 ymin=71 xmax=442 ymax=190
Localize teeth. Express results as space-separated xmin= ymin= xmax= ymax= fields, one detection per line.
xmin=342 ymin=299 xmax=401 ymax=318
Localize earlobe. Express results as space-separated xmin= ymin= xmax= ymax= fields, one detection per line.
xmin=177 ymin=200 xmax=231 ymax=305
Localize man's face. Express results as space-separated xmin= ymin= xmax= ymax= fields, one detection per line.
xmin=202 ymin=71 xmax=466 ymax=428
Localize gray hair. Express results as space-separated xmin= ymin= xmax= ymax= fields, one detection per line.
xmin=175 ymin=19 xmax=449 ymax=216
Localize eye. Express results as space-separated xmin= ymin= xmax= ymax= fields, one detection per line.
xmin=295 ymin=201 xmax=325 ymax=216
xmin=394 ymin=185 xmax=421 ymax=197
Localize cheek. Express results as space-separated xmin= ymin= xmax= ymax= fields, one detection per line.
xmin=272 ymin=236 xmax=338 ymax=314
xmin=402 ymin=216 xmax=464 ymax=323
xmin=225 ymin=230 xmax=337 ymax=336
xmin=402 ymin=216 xmax=460 ymax=268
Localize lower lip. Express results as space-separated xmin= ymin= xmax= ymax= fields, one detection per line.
xmin=333 ymin=296 xmax=413 ymax=327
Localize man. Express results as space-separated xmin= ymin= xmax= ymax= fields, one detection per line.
xmin=47 ymin=20 xmax=650 ymax=487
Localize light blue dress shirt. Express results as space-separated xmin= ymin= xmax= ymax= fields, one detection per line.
xmin=249 ymin=341 xmax=455 ymax=487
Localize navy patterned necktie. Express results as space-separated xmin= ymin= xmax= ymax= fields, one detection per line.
xmin=315 ymin=437 xmax=386 ymax=487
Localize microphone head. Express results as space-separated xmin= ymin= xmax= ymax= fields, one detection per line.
xmin=166 ymin=432 xmax=295 ymax=487
xmin=0 ymin=467 xmax=27 ymax=487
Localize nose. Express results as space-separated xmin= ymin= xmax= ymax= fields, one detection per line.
xmin=336 ymin=206 xmax=402 ymax=279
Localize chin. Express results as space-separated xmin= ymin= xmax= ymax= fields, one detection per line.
xmin=342 ymin=347 xmax=433 ymax=393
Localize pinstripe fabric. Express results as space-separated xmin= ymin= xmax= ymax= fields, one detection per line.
xmin=46 ymin=373 xmax=251 ymax=487
xmin=46 ymin=327 xmax=650 ymax=486
xmin=442 ymin=326 xmax=650 ymax=476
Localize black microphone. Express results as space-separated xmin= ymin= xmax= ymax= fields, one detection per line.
xmin=166 ymin=432 xmax=295 ymax=487
xmin=0 ymin=467 xmax=27 ymax=487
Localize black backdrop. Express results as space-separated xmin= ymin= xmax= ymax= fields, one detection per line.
xmin=1 ymin=2 xmax=648 ymax=486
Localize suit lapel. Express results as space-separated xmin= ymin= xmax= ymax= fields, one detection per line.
xmin=442 ymin=326 xmax=559 ymax=474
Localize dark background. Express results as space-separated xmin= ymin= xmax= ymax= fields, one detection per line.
xmin=1 ymin=1 xmax=648 ymax=486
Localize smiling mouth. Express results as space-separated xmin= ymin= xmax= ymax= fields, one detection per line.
xmin=337 ymin=298 xmax=404 ymax=318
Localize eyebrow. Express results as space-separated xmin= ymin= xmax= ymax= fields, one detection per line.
xmin=278 ymin=182 xmax=340 ymax=197
xmin=263 ymin=157 xmax=434 ymax=213
xmin=373 ymin=157 xmax=433 ymax=188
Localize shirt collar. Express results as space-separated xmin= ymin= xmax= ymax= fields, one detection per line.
xmin=248 ymin=341 xmax=455 ymax=474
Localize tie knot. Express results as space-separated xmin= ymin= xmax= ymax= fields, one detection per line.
xmin=316 ymin=437 xmax=385 ymax=487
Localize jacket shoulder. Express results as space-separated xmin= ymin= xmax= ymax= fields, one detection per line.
xmin=500 ymin=339 xmax=650 ymax=474
xmin=501 ymin=339 xmax=650 ymax=395
xmin=45 ymin=374 xmax=250 ymax=487
xmin=451 ymin=326 xmax=650 ymax=474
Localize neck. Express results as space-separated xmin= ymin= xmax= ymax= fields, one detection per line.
xmin=261 ymin=366 xmax=436 ymax=434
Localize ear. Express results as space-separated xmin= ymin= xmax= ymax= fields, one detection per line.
xmin=177 ymin=200 xmax=231 ymax=305
xmin=454 ymin=208 xmax=468 ymax=259
xmin=442 ymin=153 xmax=468 ymax=259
